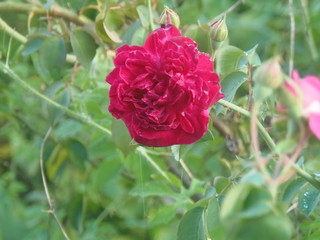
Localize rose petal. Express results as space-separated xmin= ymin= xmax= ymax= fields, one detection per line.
xmin=309 ymin=114 xmax=320 ymax=139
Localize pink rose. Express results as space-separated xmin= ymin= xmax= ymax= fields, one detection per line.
xmin=106 ymin=24 xmax=224 ymax=147
xmin=286 ymin=71 xmax=320 ymax=139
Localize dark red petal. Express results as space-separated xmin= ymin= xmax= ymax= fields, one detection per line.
xmin=197 ymin=53 xmax=214 ymax=71
xmin=144 ymin=25 xmax=181 ymax=55
xmin=106 ymin=68 xmax=120 ymax=84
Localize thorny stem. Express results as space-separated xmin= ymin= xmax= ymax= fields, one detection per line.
xmin=0 ymin=17 xmax=27 ymax=43
xmin=137 ymin=146 xmax=171 ymax=182
xmin=0 ymin=2 xmax=92 ymax=26
xmin=250 ymin=103 xmax=271 ymax=180
xmin=299 ymin=0 xmax=319 ymax=60
xmin=288 ymin=0 xmax=295 ymax=75
xmin=209 ymin=0 xmax=245 ymax=24
xmin=40 ymin=127 xmax=71 ymax=240
xmin=147 ymin=0 xmax=155 ymax=31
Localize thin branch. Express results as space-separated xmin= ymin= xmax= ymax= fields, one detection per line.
xmin=0 ymin=17 xmax=27 ymax=43
xmin=137 ymin=146 xmax=171 ymax=183
xmin=250 ymin=103 xmax=271 ymax=180
xmin=40 ymin=127 xmax=71 ymax=240
xmin=288 ymin=0 xmax=295 ymax=75
xmin=299 ymin=0 xmax=319 ymax=60
xmin=209 ymin=0 xmax=245 ymax=24
xmin=147 ymin=0 xmax=155 ymax=31
xmin=179 ymin=159 xmax=194 ymax=180
xmin=0 ymin=2 xmax=92 ymax=26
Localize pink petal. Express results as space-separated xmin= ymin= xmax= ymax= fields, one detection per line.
xmin=309 ymin=114 xmax=320 ymax=139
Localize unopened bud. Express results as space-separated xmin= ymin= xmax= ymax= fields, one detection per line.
xmin=253 ymin=57 xmax=283 ymax=89
xmin=277 ymin=79 xmax=303 ymax=118
xmin=209 ymin=19 xmax=228 ymax=42
xmin=159 ymin=6 xmax=180 ymax=28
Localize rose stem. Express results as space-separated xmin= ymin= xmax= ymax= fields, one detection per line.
xmin=40 ymin=127 xmax=71 ymax=240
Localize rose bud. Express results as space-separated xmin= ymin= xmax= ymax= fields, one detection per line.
xmin=159 ymin=5 xmax=180 ymax=28
xmin=279 ymin=71 xmax=320 ymax=139
xmin=252 ymin=58 xmax=283 ymax=102
xmin=106 ymin=24 xmax=224 ymax=147
xmin=277 ymin=78 xmax=303 ymax=119
xmin=253 ymin=57 xmax=283 ymax=89
xmin=209 ymin=18 xmax=228 ymax=42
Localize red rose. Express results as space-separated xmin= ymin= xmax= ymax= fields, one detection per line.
xmin=106 ymin=24 xmax=224 ymax=147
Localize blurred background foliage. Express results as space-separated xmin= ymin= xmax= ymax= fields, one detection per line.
xmin=1 ymin=0 xmax=320 ymax=239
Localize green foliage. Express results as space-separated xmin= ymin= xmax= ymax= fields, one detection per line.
xmin=1 ymin=0 xmax=320 ymax=239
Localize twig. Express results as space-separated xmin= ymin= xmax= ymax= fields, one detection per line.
xmin=288 ymin=0 xmax=295 ymax=75
xmin=147 ymin=0 xmax=155 ymax=31
xmin=209 ymin=0 xmax=245 ymax=24
xmin=137 ymin=146 xmax=171 ymax=183
xmin=247 ymin=64 xmax=253 ymax=111
xmin=299 ymin=0 xmax=319 ymax=60
xmin=40 ymin=127 xmax=71 ymax=240
xmin=250 ymin=103 xmax=271 ymax=180
xmin=164 ymin=157 xmax=191 ymax=188
xmin=0 ymin=2 xmax=92 ymax=26
xmin=179 ymin=159 xmax=194 ymax=180
xmin=0 ymin=17 xmax=27 ymax=43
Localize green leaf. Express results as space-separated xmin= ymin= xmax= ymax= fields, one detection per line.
xmin=177 ymin=207 xmax=206 ymax=240
xmin=130 ymin=181 xmax=178 ymax=198
xmin=112 ymin=118 xmax=137 ymax=156
xmin=38 ymin=36 xmax=66 ymax=81
xmin=22 ymin=35 xmax=46 ymax=56
xmin=298 ymin=184 xmax=320 ymax=216
xmin=234 ymin=212 xmax=293 ymax=240
xmin=221 ymin=183 xmax=272 ymax=224
xmin=131 ymin=27 xmax=147 ymax=45
xmin=150 ymin=204 xmax=178 ymax=225
xmin=46 ymin=144 xmax=68 ymax=180
xmin=240 ymin=169 xmax=264 ymax=185
xmin=214 ymin=176 xmax=229 ymax=194
xmin=216 ymin=46 xmax=246 ymax=78
xmin=221 ymin=71 xmax=247 ymax=101
xmin=282 ymin=178 xmax=307 ymax=203
xmin=216 ymin=71 xmax=247 ymax=114
xmin=55 ymin=119 xmax=83 ymax=139
xmin=42 ymin=82 xmax=71 ymax=125
xmin=275 ymin=138 xmax=297 ymax=154
xmin=67 ymin=194 xmax=84 ymax=231
xmin=206 ymin=198 xmax=226 ymax=240
xmin=246 ymin=44 xmax=261 ymax=66
xmin=136 ymin=5 xmax=150 ymax=28
xmin=102 ymin=9 xmax=124 ymax=43
xmin=66 ymin=139 xmax=88 ymax=169
xmin=70 ymin=29 xmax=97 ymax=68
xmin=95 ymin=12 xmax=110 ymax=43
xmin=171 ymin=145 xmax=180 ymax=161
